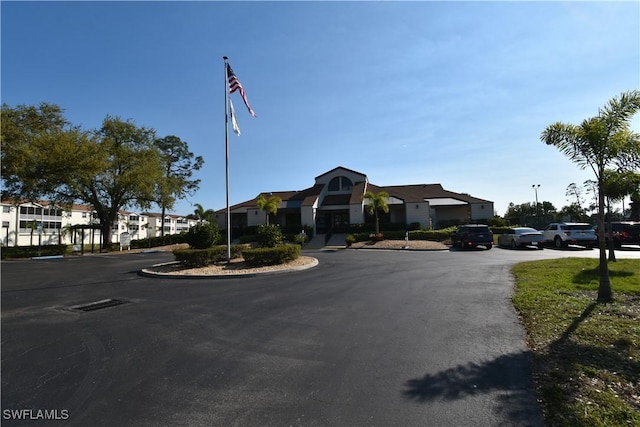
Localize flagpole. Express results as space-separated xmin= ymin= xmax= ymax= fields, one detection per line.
xmin=223 ymin=56 xmax=231 ymax=262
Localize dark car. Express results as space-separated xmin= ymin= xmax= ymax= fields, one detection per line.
xmin=596 ymin=221 xmax=640 ymax=248
xmin=451 ymin=224 xmax=493 ymax=250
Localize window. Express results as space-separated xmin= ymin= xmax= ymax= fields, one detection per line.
xmin=328 ymin=176 xmax=354 ymax=192
xmin=3 ymin=206 xmax=10 ymax=213
xmin=82 ymin=212 xmax=87 ymax=218
xmin=2 ymin=221 xmax=9 ymax=228
xmin=129 ymin=215 xmax=139 ymax=221
xmin=19 ymin=206 xmax=36 ymax=215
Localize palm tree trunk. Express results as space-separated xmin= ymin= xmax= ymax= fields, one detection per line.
xmin=606 ymin=201 xmax=616 ymax=262
xmin=597 ymin=173 xmax=613 ymax=302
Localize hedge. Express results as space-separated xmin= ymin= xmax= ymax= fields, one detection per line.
xmin=241 ymin=244 xmax=301 ymax=267
xmin=173 ymin=244 xmax=245 ymax=268
xmin=1 ymin=245 xmax=68 ymax=259
xmin=346 ymin=227 xmax=460 ymax=244
xmin=132 ymin=233 xmax=188 ymax=249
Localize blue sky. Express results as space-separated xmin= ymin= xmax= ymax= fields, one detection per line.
xmin=2 ymin=1 xmax=639 ymax=218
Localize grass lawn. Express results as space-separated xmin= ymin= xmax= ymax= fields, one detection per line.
xmin=512 ymin=258 xmax=640 ymax=427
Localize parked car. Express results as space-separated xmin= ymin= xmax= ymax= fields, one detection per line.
xmin=596 ymin=221 xmax=640 ymax=248
xmin=541 ymin=222 xmax=597 ymax=248
xmin=497 ymin=227 xmax=545 ymax=249
xmin=451 ymin=224 xmax=493 ymax=250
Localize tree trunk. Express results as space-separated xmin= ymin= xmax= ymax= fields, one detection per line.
xmin=161 ymin=205 xmax=166 ymax=237
xmin=375 ymin=211 xmax=380 ymax=234
xmin=597 ymin=174 xmax=613 ymax=302
xmin=606 ymin=202 xmax=616 ymax=262
xmin=101 ymin=220 xmax=112 ymax=251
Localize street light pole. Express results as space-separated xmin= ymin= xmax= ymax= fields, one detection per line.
xmin=532 ymin=185 xmax=540 ymax=215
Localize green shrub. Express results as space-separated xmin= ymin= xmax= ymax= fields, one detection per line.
xmin=173 ymin=248 xmax=215 ymax=267
xmin=348 ymin=232 xmax=372 ymax=243
xmin=132 ymin=233 xmax=187 ymax=249
xmin=291 ymin=232 xmax=310 ymax=245
xmin=241 ymin=244 xmax=300 ymax=267
xmin=173 ymin=244 xmax=244 ymax=267
xmin=185 ymin=223 xmax=220 ymax=249
xmin=239 ymin=234 xmax=258 ymax=244
xmin=1 ymin=244 xmax=68 ymax=259
xmin=257 ymin=224 xmax=283 ymax=248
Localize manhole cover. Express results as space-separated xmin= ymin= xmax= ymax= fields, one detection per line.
xmin=69 ymin=298 xmax=130 ymax=312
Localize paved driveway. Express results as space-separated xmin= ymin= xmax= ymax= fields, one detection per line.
xmin=2 ymin=246 xmax=636 ymax=426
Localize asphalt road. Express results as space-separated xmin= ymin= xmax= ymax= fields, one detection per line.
xmin=2 ymin=245 xmax=638 ymax=426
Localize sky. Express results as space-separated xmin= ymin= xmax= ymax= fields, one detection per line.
xmin=2 ymin=1 xmax=639 ymax=218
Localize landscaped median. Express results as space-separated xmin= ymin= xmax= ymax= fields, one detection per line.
xmin=511 ymin=258 xmax=640 ymax=426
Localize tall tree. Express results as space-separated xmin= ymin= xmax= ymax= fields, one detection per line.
xmin=1 ymin=103 xmax=100 ymax=203
xmin=256 ymin=194 xmax=281 ymax=225
xmin=363 ymin=191 xmax=390 ymax=234
xmin=70 ymin=116 xmax=164 ymax=249
xmin=154 ymin=135 xmax=203 ymax=236
xmin=541 ymin=90 xmax=640 ymax=302
xmin=565 ymin=183 xmax=585 ymax=211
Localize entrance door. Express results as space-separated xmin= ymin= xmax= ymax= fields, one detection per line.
xmin=332 ymin=212 xmax=349 ymax=232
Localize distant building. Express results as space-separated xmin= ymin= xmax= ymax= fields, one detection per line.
xmin=214 ymin=166 xmax=494 ymax=234
xmin=0 ymin=200 xmax=197 ymax=247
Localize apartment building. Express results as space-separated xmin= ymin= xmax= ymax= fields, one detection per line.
xmin=0 ymin=200 xmax=197 ymax=247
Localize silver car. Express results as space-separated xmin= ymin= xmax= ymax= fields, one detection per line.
xmin=498 ymin=227 xmax=545 ymax=249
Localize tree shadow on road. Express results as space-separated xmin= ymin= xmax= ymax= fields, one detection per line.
xmin=402 ymin=302 xmax=640 ymax=426
xmin=402 ymin=350 xmax=544 ymax=425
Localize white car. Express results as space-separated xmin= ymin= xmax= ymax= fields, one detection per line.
xmin=542 ymin=222 xmax=597 ymax=248
xmin=498 ymin=227 xmax=545 ymax=249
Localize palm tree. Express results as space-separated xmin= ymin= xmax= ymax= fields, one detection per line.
xmin=363 ymin=191 xmax=390 ymax=235
xmin=193 ymin=203 xmax=206 ymax=223
xmin=541 ymin=90 xmax=640 ymax=302
xmin=256 ymin=194 xmax=281 ymax=225
xmin=25 ymin=220 xmax=38 ymax=247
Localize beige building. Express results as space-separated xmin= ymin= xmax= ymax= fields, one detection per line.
xmin=215 ymin=166 xmax=494 ymax=235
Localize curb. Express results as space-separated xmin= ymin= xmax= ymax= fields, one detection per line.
xmin=139 ymin=258 xmax=319 ymax=280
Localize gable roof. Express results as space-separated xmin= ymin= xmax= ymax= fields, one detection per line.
xmin=314 ymin=166 xmax=367 ymax=182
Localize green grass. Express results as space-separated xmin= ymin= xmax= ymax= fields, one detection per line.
xmin=512 ymin=258 xmax=640 ymax=427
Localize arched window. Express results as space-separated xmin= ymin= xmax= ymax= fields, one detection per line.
xmin=328 ymin=176 xmax=353 ymax=192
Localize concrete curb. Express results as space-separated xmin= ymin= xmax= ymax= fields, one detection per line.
xmin=139 ymin=258 xmax=319 ymax=280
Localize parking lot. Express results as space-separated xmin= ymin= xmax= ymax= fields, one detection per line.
xmin=1 ymin=245 xmax=638 ymax=426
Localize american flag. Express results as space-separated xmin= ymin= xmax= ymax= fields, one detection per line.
xmin=227 ymin=63 xmax=256 ymax=117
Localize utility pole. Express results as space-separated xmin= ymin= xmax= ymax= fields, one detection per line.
xmin=532 ymin=184 xmax=540 ymax=215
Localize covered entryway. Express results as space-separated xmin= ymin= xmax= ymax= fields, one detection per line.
xmin=316 ymin=210 xmax=350 ymax=234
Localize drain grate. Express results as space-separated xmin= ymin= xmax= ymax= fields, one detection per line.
xmin=69 ymin=298 xmax=130 ymax=312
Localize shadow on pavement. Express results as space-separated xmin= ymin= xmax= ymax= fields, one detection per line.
xmin=402 ymin=351 xmax=543 ymax=425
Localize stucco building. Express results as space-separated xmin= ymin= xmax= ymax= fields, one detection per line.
xmin=215 ymin=166 xmax=494 ymax=235
xmin=0 ymin=200 xmax=197 ymax=247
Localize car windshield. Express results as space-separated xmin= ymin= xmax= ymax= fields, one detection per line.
xmin=567 ymin=225 xmax=594 ymax=231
